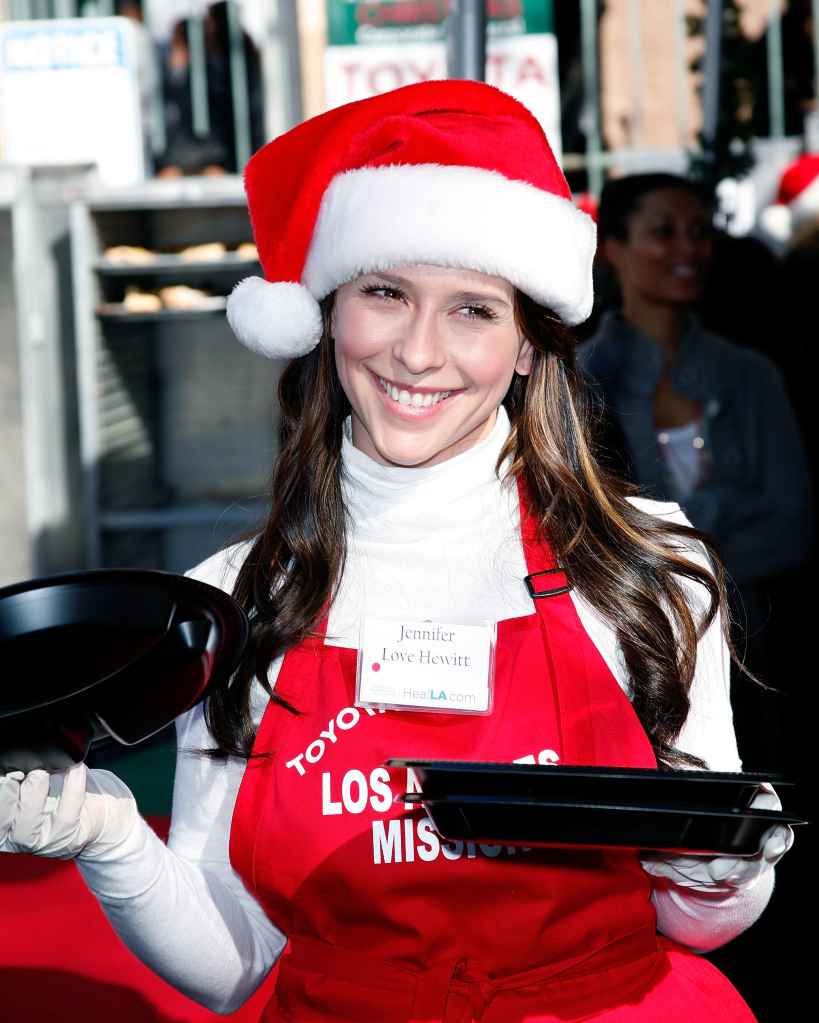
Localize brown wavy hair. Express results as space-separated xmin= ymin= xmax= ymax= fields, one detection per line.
xmin=205 ymin=291 xmax=730 ymax=768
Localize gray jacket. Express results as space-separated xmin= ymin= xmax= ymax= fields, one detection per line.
xmin=578 ymin=311 xmax=814 ymax=585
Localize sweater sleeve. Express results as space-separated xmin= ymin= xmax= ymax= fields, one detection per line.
xmin=627 ymin=500 xmax=778 ymax=952
xmin=75 ymin=546 xmax=287 ymax=1014
xmin=77 ymin=762 xmax=285 ymax=1013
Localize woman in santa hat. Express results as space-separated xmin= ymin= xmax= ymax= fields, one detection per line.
xmin=0 ymin=81 xmax=793 ymax=1022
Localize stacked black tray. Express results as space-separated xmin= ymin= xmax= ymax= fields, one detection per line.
xmin=387 ymin=759 xmax=806 ymax=855
xmin=0 ymin=570 xmax=248 ymax=773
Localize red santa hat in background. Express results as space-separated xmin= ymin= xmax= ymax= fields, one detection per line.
xmin=758 ymin=153 xmax=819 ymax=246
xmin=227 ymin=80 xmax=596 ymax=360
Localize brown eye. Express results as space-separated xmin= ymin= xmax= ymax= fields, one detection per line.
xmin=359 ymin=283 xmax=404 ymax=301
xmin=459 ymin=304 xmax=495 ymax=320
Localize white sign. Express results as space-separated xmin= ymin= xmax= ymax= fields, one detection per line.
xmin=324 ymin=33 xmax=562 ymax=157
xmin=0 ymin=18 xmax=144 ymax=186
xmin=357 ymin=617 xmax=494 ymax=713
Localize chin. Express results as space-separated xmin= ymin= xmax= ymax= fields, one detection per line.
xmin=372 ymin=437 xmax=447 ymax=468
xmin=666 ymin=282 xmax=704 ymax=305
xmin=369 ymin=418 xmax=478 ymax=467
xmin=354 ymin=404 xmax=495 ymax=469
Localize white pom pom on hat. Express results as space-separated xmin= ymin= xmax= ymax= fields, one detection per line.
xmin=758 ymin=153 xmax=819 ymax=248
xmin=227 ymin=278 xmax=322 ymax=358
xmin=757 ymin=202 xmax=793 ymax=245
xmin=228 ymin=80 xmax=596 ymax=360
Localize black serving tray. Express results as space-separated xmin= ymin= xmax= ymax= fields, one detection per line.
xmin=0 ymin=569 xmax=249 ymax=773
xmin=401 ymin=793 xmax=806 ymax=856
xmin=387 ymin=759 xmax=792 ymax=813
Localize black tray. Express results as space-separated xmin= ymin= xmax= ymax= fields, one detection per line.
xmin=0 ymin=569 xmax=249 ymax=772
xmin=401 ymin=793 xmax=806 ymax=855
xmin=387 ymin=759 xmax=791 ymax=812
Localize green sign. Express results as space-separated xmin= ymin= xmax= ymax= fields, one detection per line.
xmin=327 ymin=0 xmax=553 ymax=47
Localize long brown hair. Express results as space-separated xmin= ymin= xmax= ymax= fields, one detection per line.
xmin=205 ymin=291 xmax=729 ymax=768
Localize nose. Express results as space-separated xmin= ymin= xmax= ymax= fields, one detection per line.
xmin=392 ymin=307 xmax=446 ymax=376
xmin=675 ymin=229 xmax=699 ymax=258
xmin=676 ymin=223 xmax=710 ymax=260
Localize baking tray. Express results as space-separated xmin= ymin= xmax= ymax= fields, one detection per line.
xmin=387 ymin=759 xmax=791 ymax=812
xmin=401 ymin=793 xmax=806 ymax=855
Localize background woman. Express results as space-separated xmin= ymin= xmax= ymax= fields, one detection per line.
xmin=579 ymin=173 xmax=813 ymax=769
xmin=1 ymin=84 xmax=792 ymax=1022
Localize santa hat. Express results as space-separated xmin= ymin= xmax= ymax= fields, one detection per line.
xmin=758 ymin=154 xmax=819 ymax=245
xmin=227 ymin=80 xmax=596 ymax=359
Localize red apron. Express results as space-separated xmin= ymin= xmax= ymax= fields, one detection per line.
xmin=230 ymin=491 xmax=755 ymax=1022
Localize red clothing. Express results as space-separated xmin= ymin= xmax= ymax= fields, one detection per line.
xmin=0 ymin=819 xmax=278 ymax=1023
xmin=230 ymin=492 xmax=755 ymax=1021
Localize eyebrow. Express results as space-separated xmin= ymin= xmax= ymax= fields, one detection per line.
xmin=450 ymin=290 xmax=511 ymax=306
xmin=367 ymin=272 xmax=512 ymax=305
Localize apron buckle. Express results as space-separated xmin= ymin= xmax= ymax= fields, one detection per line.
xmin=524 ymin=568 xmax=571 ymax=598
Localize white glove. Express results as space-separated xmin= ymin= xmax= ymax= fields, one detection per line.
xmin=640 ymin=785 xmax=794 ymax=893
xmin=0 ymin=762 xmax=139 ymax=861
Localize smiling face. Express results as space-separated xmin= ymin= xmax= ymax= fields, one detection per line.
xmin=331 ymin=265 xmax=533 ymax=468
xmin=601 ymin=187 xmax=713 ymax=308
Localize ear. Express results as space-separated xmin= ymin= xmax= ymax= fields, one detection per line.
xmin=515 ymin=337 xmax=534 ymax=376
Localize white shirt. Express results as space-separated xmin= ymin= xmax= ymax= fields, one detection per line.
xmin=78 ymin=407 xmax=769 ymax=1015
xmin=657 ymin=418 xmax=706 ymax=503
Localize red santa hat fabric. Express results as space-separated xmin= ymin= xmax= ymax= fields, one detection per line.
xmin=758 ymin=153 xmax=819 ymax=245
xmin=227 ymin=80 xmax=595 ymax=359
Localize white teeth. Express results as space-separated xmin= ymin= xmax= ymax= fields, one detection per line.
xmin=377 ymin=376 xmax=452 ymax=408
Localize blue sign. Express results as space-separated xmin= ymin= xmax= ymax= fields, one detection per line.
xmin=1 ymin=22 xmax=126 ymax=73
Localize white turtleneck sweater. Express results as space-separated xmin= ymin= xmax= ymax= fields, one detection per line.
xmin=78 ymin=408 xmax=774 ymax=1015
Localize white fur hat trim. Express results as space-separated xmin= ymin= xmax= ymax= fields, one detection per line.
xmin=758 ymin=203 xmax=793 ymax=245
xmin=226 ymin=277 xmax=323 ymax=359
xmin=304 ymin=164 xmax=596 ymax=327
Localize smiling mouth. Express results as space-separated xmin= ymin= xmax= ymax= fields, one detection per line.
xmin=375 ymin=373 xmax=457 ymax=409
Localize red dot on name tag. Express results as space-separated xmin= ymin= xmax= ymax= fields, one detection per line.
xmin=372 ymin=662 xmax=381 ymax=672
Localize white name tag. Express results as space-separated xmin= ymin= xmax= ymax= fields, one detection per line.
xmin=356 ymin=617 xmax=495 ymax=714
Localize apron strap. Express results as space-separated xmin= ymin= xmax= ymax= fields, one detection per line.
xmin=515 ymin=477 xmax=571 ymax=593
xmin=515 ymin=476 xmax=598 ymax=765
xmin=266 ymin=603 xmax=331 ymax=713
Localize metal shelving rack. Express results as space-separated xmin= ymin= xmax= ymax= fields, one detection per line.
xmin=71 ymin=176 xmax=280 ymax=573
